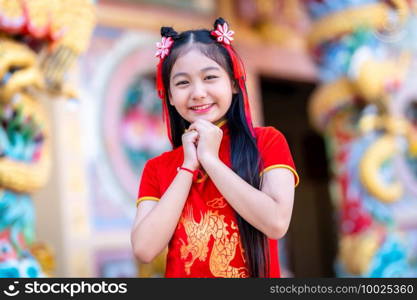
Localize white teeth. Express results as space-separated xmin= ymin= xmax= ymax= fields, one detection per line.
xmin=191 ymin=104 xmax=212 ymax=110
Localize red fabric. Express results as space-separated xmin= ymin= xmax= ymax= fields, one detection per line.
xmin=137 ymin=123 xmax=298 ymax=277
xmin=257 ymin=126 xmax=298 ymax=183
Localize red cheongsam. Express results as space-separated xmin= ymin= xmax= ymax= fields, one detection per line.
xmin=137 ymin=122 xmax=299 ymax=278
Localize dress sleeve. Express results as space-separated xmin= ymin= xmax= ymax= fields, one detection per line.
xmin=136 ymin=158 xmax=161 ymax=207
xmin=257 ymin=127 xmax=299 ymax=187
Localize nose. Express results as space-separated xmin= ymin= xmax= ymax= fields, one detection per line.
xmin=191 ymin=81 xmax=207 ymax=101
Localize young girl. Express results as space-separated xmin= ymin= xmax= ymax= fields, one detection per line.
xmin=131 ymin=17 xmax=299 ymax=278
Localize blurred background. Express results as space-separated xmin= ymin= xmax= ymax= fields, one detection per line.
xmin=1 ymin=0 xmax=416 ymax=278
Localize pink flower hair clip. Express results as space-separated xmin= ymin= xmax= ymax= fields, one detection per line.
xmin=155 ymin=36 xmax=174 ymax=59
xmin=211 ymin=22 xmax=234 ymax=45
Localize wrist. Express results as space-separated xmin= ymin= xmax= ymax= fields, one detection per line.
xmin=199 ymin=154 xmax=219 ymax=168
xmin=182 ymin=161 xmax=198 ymax=170
xmin=177 ymin=166 xmax=195 ymax=176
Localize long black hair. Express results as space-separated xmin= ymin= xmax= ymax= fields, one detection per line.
xmin=159 ymin=18 xmax=270 ymax=277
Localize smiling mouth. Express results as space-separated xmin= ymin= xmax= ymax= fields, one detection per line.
xmin=189 ymin=103 xmax=214 ymax=111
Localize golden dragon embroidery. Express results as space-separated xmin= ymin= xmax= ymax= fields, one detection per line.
xmin=179 ymin=205 xmax=248 ymax=278
xmin=206 ymin=196 xmax=227 ymax=209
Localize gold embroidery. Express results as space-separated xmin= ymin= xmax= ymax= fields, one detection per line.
xmin=230 ymin=220 xmax=247 ymax=264
xmin=206 ymin=197 xmax=227 ymax=209
xmin=230 ymin=221 xmax=238 ymax=230
xmin=179 ymin=205 xmax=248 ymax=278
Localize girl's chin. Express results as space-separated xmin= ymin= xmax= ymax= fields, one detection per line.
xmin=196 ymin=117 xmax=223 ymax=124
xmin=188 ymin=114 xmax=218 ymax=123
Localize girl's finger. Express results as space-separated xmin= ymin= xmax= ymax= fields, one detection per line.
xmin=197 ymin=119 xmax=212 ymax=126
xmin=194 ymin=119 xmax=212 ymax=130
xmin=189 ymin=131 xmax=199 ymax=140
xmin=190 ymin=121 xmax=220 ymax=136
xmin=183 ymin=132 xmax=197 ymax=141
xmin=184 ymin=127 xmax=197 ymax=133
xmin=198 ymin=120 xmax=219 ymax=133
xmin=190 ymin=119 xmax=212 ymax=131
xmin=183 ymin=128 xmax=197 ymax=136
xmin=188 ymin=122 xmax=203 ymax=132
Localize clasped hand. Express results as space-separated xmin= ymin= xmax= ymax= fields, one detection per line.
xmin=181 ymin=119 xmax=223 ymax=170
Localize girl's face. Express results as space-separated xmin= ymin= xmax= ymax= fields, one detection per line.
xmin=169 ymin=49 xmax=236 ymax=124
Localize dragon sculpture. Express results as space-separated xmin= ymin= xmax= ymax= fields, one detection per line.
xmin=303 ymin=0 xmax=417 ymax=277
xmin=0 ymin=0 xmax=95 ymax=277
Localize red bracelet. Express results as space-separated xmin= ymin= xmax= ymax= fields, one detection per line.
xmin=177 ymin=166 xmax=206 ymax=182
xmin=177 ymin=166 xmax=195 ymax=176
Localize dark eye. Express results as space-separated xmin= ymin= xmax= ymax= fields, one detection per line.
xmin=205 ymin=75 xmax=218 ymax=80
xmin=175 ymin=80 xmax=189 ymax=86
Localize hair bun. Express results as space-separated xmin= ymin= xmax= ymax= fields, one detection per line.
xmin=160 ymin=27 xmax=178 ymax=38
xmin=213 ymin=17 xmax=227 ymax=28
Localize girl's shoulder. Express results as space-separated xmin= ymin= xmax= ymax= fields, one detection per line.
xmin=253 ymin=126 xmax=297 ymax=184
xmin=254 ymin=126 xmax=285 ymax=141
xmin=253 ymin=126 xmax=290 ymax=154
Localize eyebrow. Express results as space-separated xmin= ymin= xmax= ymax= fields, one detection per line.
xmin=171 ymin=66 xmax=221 ymax=80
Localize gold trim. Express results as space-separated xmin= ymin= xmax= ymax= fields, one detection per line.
xmin=136 ymin=196 xmax=160 ymax=207
xmin=260 ymin=164 xmax=300 ymax=187
xmin=214 ymin=118 xmax=227 ymax=128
